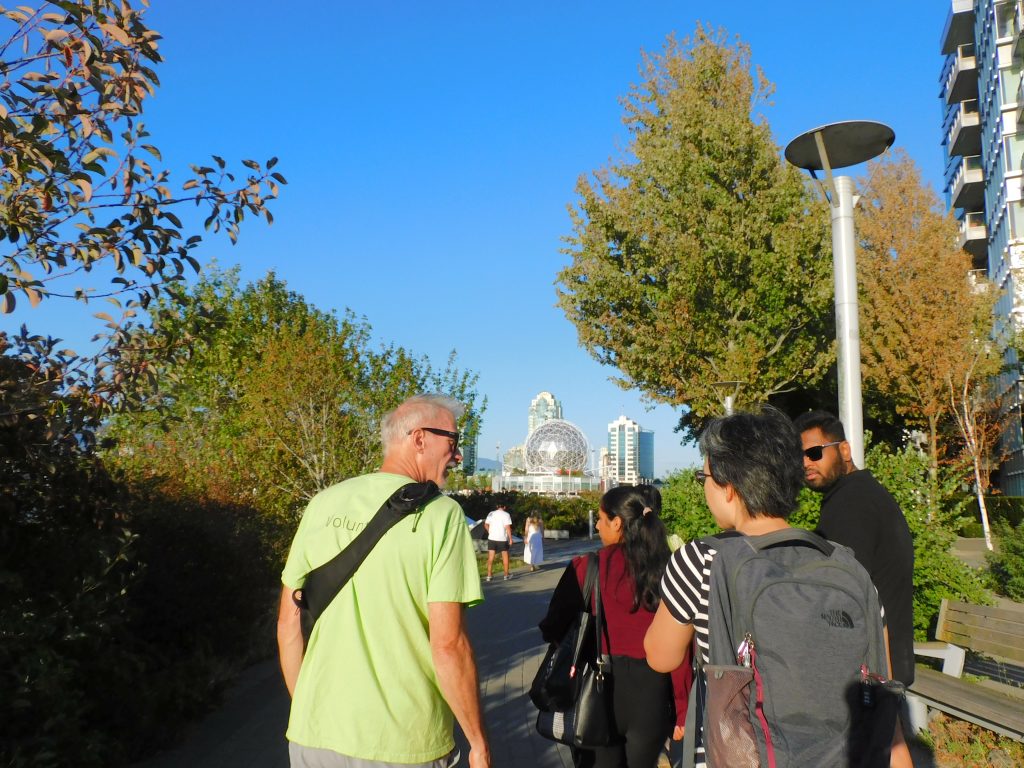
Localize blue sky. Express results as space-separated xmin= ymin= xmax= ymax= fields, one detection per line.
xmin=4 ymin=1 xmax=947 ymax=476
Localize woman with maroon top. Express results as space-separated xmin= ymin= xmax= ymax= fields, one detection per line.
xmin=538 ymin=485 xmax=692 ymax=768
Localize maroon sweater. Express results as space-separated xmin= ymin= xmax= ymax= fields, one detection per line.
xmin=538 ymin=544 xmax=692 ymax=727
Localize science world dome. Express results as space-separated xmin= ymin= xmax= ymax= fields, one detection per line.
xmin=524 ymin=419 xmax=590 ymax=474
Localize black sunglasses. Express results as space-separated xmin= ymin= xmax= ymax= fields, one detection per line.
xmin=694 ymin=469 xmax=714 ymax=485
xmin=410 ymin=426 xmax=460 ymax=450
xmin=803 ymin=441 xmax=842 ymax=461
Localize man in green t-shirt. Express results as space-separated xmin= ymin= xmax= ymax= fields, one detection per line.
xmin=277 ymin=394 xmax=489 ymax=768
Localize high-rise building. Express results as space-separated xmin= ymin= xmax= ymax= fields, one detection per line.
xmin=606 ymin=415 xmax=654 ymax=486
xmin=940 ymin=0 xmax=1024 ymax=493
xmin=528 ymin=391 xmax=563 ymax=435
xmin=460 ymin=434 xmax=478 ymax=475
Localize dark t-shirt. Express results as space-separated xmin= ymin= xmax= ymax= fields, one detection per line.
xmin=816 ymin=470 xmax=915 ymax=685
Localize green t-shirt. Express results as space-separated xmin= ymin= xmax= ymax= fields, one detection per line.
xmin=281 ymin=472 xmax=483 ymax=763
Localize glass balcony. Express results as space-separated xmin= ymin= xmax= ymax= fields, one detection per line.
xmin=942 ymin=0 xmax=976 ymax=56
xmin=945 ymin=43 xmax=978 ymax=104
xmin=1015 ymin=1 xmax=1024 ymax=58
xmin=949 ymin=99 xmax=982 ymax=156
xmin=952 ymin=155 xmax=985 ymax=211
xmin=958 ymin=211 xmax=988 ymax=264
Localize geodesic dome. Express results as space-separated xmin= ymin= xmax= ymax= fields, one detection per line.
xmin=525 ymin=419 xmax=589 ymax=474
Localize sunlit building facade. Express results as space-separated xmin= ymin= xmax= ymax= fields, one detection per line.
xmin=941 ymin=0 xmax=1024 ymax=493
xmin=605 ymin=415 xmax=654 ymax=486
xmin=528 ymin=391 xmax=563 ymax=435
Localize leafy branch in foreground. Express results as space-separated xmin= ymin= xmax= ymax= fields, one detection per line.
xmin=0 ymin=0 xmax=285 ymax=317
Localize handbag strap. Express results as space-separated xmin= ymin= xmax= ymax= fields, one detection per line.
xmin=569 ymin=553 xmax=601 ymax=669
xmin=293 ymin=480 xmax=441 ymax=633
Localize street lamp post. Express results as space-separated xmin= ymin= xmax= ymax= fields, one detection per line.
xmin=785 ymin=121 xmax=895 ymax=468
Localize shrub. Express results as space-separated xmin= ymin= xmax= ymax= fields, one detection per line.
xmin=987 ymin=519 xmax=1024 ymax=600
xmin=659 ymin=469 xmax=718 ymax=542
xmin=866 ymin=443 xmax=990 ymax=639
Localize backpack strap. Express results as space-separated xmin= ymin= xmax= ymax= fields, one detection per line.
xmin=292 ymin=480 xmax=441 ymax=642
xmin=742 ymin=527 xmax=834 ymax=556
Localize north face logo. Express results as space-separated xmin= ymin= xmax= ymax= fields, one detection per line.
xmin=821 ymin=609 xmax=854 ymax=629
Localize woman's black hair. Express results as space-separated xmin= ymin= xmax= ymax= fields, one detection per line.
xmin=600 ymin=484 xmax=670 ymax=613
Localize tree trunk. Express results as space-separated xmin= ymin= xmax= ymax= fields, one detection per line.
xmin=973 ymin=454 xmax=994 ymax=551
xmin=927 ymin=415 xmax=939 ymax=521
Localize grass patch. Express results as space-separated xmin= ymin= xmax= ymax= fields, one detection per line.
xmin=919 ymin=713 xmax=1024 ymax=766
xmin=475 ymin=552 xmax=526 ymax=577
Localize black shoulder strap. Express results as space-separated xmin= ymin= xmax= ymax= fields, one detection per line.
xmin=293 ymin=480 xmax=441 ymax=640
xmin=745 ymin=527 xmax=834 ymax=556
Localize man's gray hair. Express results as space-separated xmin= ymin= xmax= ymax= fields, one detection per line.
xmin=380 ymin=394 xmax=466 ymax=455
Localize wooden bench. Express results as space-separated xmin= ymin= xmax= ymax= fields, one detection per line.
xmin=907 ymin=599 xmax=1024 ymax=741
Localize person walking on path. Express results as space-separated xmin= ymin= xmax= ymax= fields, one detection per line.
xmin=539 ymin=485 xmax=691 ymax=768
xmin=795 ymin=410 xmax=915 ymax=768
xmin=485 ymin=503 xmax=514 ymax=581
xmin=645 ymin=408 xmax=894 ymax=768
xmin=524 ymin=513 xmax=544 ymax=572
xmin=276 ymin=394 xmax=490 ymax=768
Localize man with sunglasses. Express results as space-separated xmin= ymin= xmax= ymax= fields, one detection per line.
xmin=277 ymin=394 xmax=489 ymax=768
xmin=794 ymin=410 xmax=915 ymax=767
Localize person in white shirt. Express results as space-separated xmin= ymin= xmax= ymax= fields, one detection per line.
xmin=484 ymin=504 xmax=513 ymax=581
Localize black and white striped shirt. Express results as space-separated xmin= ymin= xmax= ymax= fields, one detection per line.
xmin=660 ymin=538 xmax=716 ymax=665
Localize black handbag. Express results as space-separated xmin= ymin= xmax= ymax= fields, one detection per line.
xmin=529 ymin=557 xmax=599 ymax=712
xmin=535 ymin=553 xmax=618 ymax=750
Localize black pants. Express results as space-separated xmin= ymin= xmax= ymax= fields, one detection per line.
xmin=577 ymin=655 xmax=674 ymax=768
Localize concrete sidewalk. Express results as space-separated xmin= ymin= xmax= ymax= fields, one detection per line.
xmin=134 ymin=540 xmax=601 ymax=768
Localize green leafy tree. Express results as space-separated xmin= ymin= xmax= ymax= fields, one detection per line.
xmin=107 ymin=269 xmax=485 ymax=533
xmin=557 ymin=26 xmax=832 ymax=434
xmin=0 ymin=0 xmax=283 ymax=415
xmin=856 ymin=152 xmax=1002 ymax=508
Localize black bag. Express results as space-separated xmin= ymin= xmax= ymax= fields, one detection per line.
xmin=529 ymin=557 xmax=599 ymax=712
xmin=535 ymin=553 xmax=618 ymax=750
xmin=292 ymin=480 xmax=440 ymax=645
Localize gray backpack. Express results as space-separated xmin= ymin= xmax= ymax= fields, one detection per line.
xmin=692 ymin=528 xmax=899 ymax=768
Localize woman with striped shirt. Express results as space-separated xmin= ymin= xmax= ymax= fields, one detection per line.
xmin=643 ymin=408 xmax=805 ymax=766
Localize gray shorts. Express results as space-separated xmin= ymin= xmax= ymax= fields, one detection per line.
xmin=289 ymin=742 xmax=459 ymax=768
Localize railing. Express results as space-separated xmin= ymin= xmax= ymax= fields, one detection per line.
xmin=1016 ymin=0 xmax=1024 ymax=50
xmin=948 ymin=99 xmax=981 ymax=151
xmin=946 ymin=43 xmax=977 ymax=103
xmin=951 ymin=154 xmax=984 ymax=208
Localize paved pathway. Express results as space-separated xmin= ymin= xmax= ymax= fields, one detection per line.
xmin=135 ymin=538 xmax=602 ymax=768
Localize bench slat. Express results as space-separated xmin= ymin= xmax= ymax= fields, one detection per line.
xmin=939 ymin=630 xmax=1024 ymax=665
xmin=941 ymin=601 xmax=1024 ymax=625
xmin=910 ymin=668 xmax=1024 ymax=741
xmin=936 ymin=600 xmax=1024 ymax=665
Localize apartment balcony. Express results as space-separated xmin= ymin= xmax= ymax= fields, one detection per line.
xmin=951 ymin=155 xmax=985 ymax=211
xmin=1016 ymin=1 xmax=1024 ymax=59
xmin=949 ymin=99 xmax=982 ymax=156
xmin=942 ymin=0 xmax=975 ymax=55
xmin=1018 ymin=73 xmax=1024 ymax=124
xmin=945 ymin=43 xmax=978 ymax=104
xmin=958 ymin=211 xmax=988 ymax=263
xmin=967 ymin=268 xmax=990 ymax=294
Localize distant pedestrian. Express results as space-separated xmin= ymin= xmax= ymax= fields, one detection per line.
xmin=524 ymin=512 xmax=545 ymax=571
xmin=485 ymin=503 xmax=513 ymax=581
xmin=277 ymin=394 xmax=489 ymax=768
xmin=795 ymin=410 xmax=915 ymax=768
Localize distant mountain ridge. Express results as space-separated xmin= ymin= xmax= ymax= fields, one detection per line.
xmin=474 ymin=457 xmax=499 ymax=471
